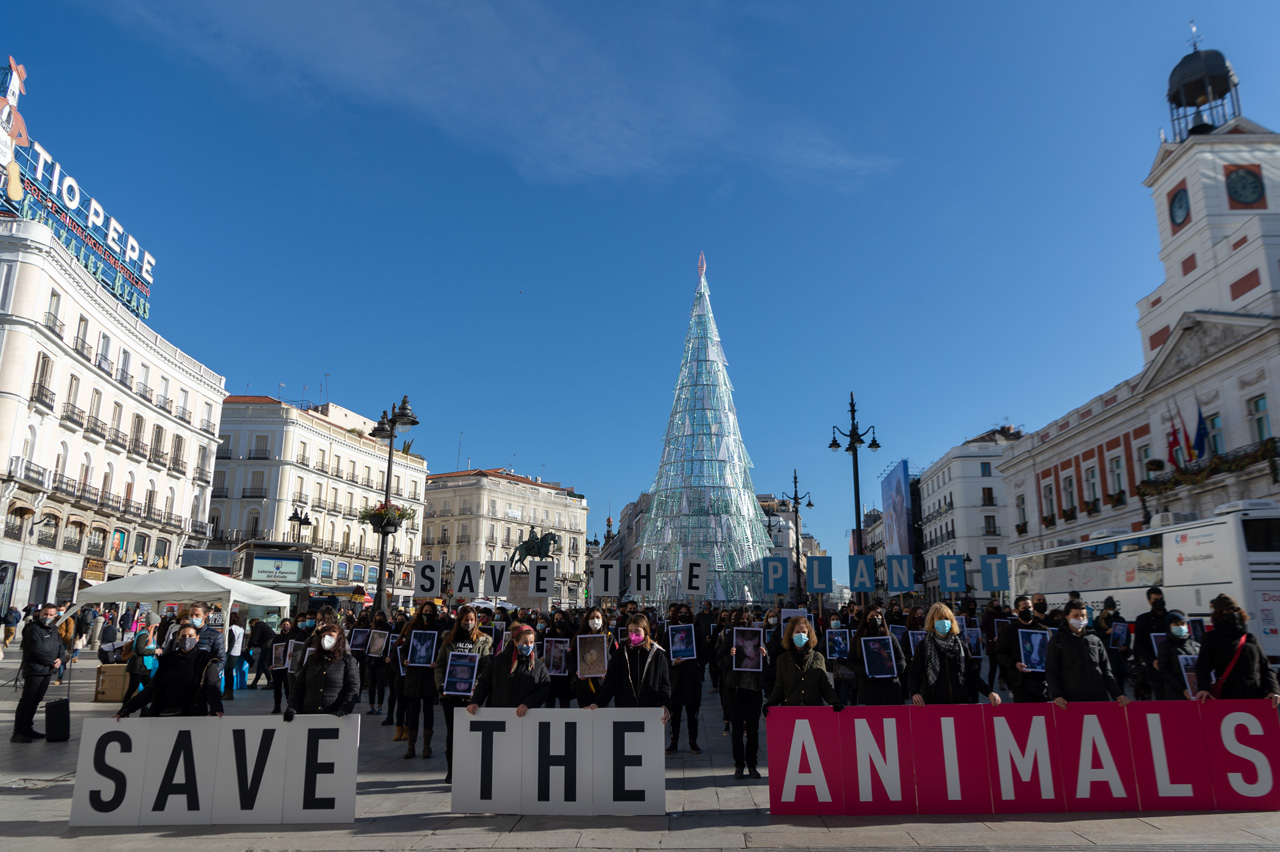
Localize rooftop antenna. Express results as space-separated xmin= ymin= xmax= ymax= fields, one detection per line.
xmin=1188 ymin=20 xmax=1203 ymax=52
xmin=456 ymin=432 xmax=463 ymax=471
xmin=278 ymin=382 xmax=285 ymax=399
xmin=324 ymin=373 xmax=330 ymax=404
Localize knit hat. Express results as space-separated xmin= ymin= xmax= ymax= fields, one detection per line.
xmin=144 ymin=612 xmax=161 ymax=627
xmin=1164 ymin=610 xmax=1187 ymax=630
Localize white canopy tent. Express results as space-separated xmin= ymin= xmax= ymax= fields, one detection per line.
xmin=61 ymin=565 xmax=290 ymax=624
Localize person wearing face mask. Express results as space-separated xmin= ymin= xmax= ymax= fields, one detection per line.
xmin=284 ymin=625 xmax=360 ymax=721
xmin=1132 ymin=586 xmax=1167 ymax=700
xmin=364 ymin=611 xmax=392 ymax=716
xmin=764 ymin=616 xmax=839 ymax=713
xmin=591 ymin=615 xmax=672 ymax=724
xmin=909 ymin=603 xmax=1001 ymax=707
xmin=11 ymin=604 xmax=65 ymax=742
xmin=123 ymin=612 xmax=162 ymax=701
xmin=116 ymin=626 xmax=224 ymax=719
xmin=1031 ymin=594 xmax=1050 ymax=626
xmin=572 ymin=607 xmax=616 ymax=707
xmin=1156 ymin=610 xmax=1200 ymax=700
xmin=1045 ymin=601 xmax=1130 ymax=708
xmin=270 ymin=618 xmax=295 ymax=714
xmin=435 ymin=605 xmax=493 ymax=784
xmin=1093 ymin=595 xmax=1131 ymax=686
xmin=1194 ymin=594 xmax=1280 ymax=707
xmin=397 ymin=602 xmax=441 ymax=758
xmin=848 ymin=605 xmax=904 ymax=706
xmin=185 ymin=602 xmax=228 ymax=686
xmin=664 ymin=605 xmax=704 ymax=755
xmin=995 ymin=596 xmax=1049 ymax=703
xmin=467 ymin=622 xmax=550 ymax=717
xmin=716 ymin=608 xmax=767 ymax=778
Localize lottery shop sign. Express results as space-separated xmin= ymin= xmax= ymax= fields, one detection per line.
xmin=768 ymin=700 xmax=1280 ymax=815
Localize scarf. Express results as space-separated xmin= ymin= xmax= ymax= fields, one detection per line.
xmin=922 ymin=632 xmax=964 ymax=687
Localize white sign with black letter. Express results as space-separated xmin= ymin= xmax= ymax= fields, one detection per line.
xmin=484 ymin=561 xmax=511 ymax=598
xmin=595 ymin=560 xmax=619 ymax=599
xmin=532 ymin=560 xmax=555 ymax=598
xmin=415 ymin=560 xmax=440 ymax=598
xmin=682 ymin=559 xmax=705 ymax=595
xmin=70 ymin=716 xmax=361 ymax=826
xmin=454 ymin=561 xmax=481 ymax=597
xmin=450 ymin=708 xmax=664 ymax=815
xmin=631 ymin=561 xmax=654 ymax=595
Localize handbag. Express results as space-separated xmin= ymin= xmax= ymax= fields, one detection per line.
xmin=1211 ymin=635 xmax=1248 ymax=699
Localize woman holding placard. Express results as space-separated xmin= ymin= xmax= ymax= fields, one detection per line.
xmin=284 ymin=623 xmax=360 ymax=720
xmin=591 ymin=614 xmax=671 ymax=723
xmin=467 ymin=623 xmax=551 ymax=716
xmin=398 ymin=601 xmax=443 ymax=758
xmin=763 ymin=616 xmax=840 ymax=710
xmin=435 ymin=605 xmax=493 ymax=784
xmin=1194 ymin=594 xmax=1280 ymax=706
xmin=1157 ymin=610 xmax=1200 ymax=700
xmin=571 ymin=606 xmax=615 ymax=707
xmin=908 ymin=603 xmax=1001 ymax=707
xmin=848 ymin=604 xmax=906 ymax=705
xmin=544 ymin=611 xmax=576 ymax=708
xmin=664 ymin=604 xmax=704 ymax=755
xmin=719 ymin=607 xmax=769 ymax=778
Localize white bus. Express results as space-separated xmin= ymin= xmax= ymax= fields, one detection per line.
xmin=1011 ymin=500 xmax=1280 ymax=659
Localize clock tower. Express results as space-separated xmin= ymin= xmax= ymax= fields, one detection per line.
xmin=1138 ymin=46 xmax=1280 ymax=363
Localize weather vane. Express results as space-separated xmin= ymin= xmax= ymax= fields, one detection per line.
xmin=1188 ymin=20 xmax=1203 ymax=52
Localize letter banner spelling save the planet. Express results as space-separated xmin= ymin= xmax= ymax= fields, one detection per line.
xmin=767 ymin=701 xmax=1280 ymax=815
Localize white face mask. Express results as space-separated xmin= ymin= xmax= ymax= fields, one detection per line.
xmin=1068 ymin=617 xmax=1088 ymax=631
xmin=589 ymin=618 xmax=603 ymax=630
xmin=321 ymin=635 xmax=337 ymax=651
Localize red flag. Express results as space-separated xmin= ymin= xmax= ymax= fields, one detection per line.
xmin=1167 ymin=425 xmax=1182 ymax=469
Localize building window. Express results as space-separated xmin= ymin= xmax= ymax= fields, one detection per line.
xmin=1015 ymin=494 xmax=1026 ymax=525
xmin=1138 ymin=445 xmax=1152 ymax=480
xmin=1062 ymin=475 xmax=1075 ymax=510
xmin=1084 ymin=467 xmax=1098 ymax=502
xmin=981 ymin=487 xmax=995 ymax=507
xmin=1249 ymin=395 xmax=1271 ymax=442
xmin=352 ymin=563 xmax=364 ymax=581
xmin=321 ymin=560 xmax=333 ymax=579
xmin=1207 ymin=413 xmax=1223 ymax=455
xmin=1042 ymin=484 xmax=1056 ymax=517
xmin=1108 ymin=456 xmax=1124 ymax=495
xmin=983 ymin=515 xmax=997 ymax=535
xmin=980 ymin=462 xmax=992 ymax=477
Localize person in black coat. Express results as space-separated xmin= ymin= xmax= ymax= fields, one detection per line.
xmin=11 ymin=603 xmax=65 ymax=742
xmin=571 ymin=607 xmax=616 ymax=707
xmin=908 ymin=603 xmax=1000 ymax=706
xmin=467 ymin=623 xmax=551 ymax=715
xmin=247 ymin=616 xmax=276 ymax=689
xmin=665 ymin=604 xmax=704 ymax=754
xmin=284 ymin=624 xmax=360 ymax=719
xmin=1157 ymin=610 xmax=1200 ymax=700
xmin=849 ymin=605 xmax=906 ymax=705
xmin=116 ymin=626 xmax=224 ymax=718
xmin=591 ymin=614 xmax=672 ymax=723
xmin=994 ymin=596 xmax=1049 ymax=703
xmin=1132 ymin=586 xmax=1167 ymax=700
xmin=1046 ymin=601 xmax=1130 ymax=707
xmin=1195 ymin=594 xmax=1280 ymax=706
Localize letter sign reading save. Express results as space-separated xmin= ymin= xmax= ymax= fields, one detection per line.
xmin=765 ymin=700 xmax=1280 ymax=815
xmin=451 ymin=707 xmax=664 ymax=815
xmin=71 ymin=716 xmax=360 ymax=826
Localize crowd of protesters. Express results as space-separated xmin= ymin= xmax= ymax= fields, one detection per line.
xmin=10 ymin=588 xmax=1280 ymax=788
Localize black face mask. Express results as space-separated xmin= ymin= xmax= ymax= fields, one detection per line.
xmin=1033 ymin=601 xmax=1048 ymax=614
xmin=1151 ymin=599 xmax=1166 ymax=612
xmin=1018 ymin=609 xmax=1034 ymax=622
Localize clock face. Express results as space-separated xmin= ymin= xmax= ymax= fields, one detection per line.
xmin=1227 ymin=168 xmax=1265 ymax=205
xmin=1169 ymin=188 xmax=1190 ymax=227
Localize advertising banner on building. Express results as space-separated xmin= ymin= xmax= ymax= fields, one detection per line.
xmin=880 ymin=461 xmax=913 ymax=558
xmin=766 ymin=701 xmax=1280 ymax=815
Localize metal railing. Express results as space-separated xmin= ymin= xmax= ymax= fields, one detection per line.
xmin=95 ymin=354 xmax=114 ymax=376
xmin=247 ymin=448 xmax=271 ymax=460
xmin=30 ymin=382 xmax=55 ymax=410
xmin=242 ymin=487 xmax=268 ymax=499
xmin=215 ymin=447 xmax=233 ymax=459
xmin=295 ymin=455 xmax=310 ymax=467
xmin=98 ymin=492 xmax=121 ymax=513
xmin=62 ymin=534 xmax=81 ymax=553
xmin=84 ymin=416 xmax=107 ymax=439
xmin=194 ymin=467 xmax=211 ymax=484
xmin=211 ymin=487 xmax=229 ymax=499
xmin=135 ymin=383 xmax=153 ymax=403
xmin=124 ymin=500 xmax=143 ymax=518
xmin=73 ymin=336 xmax=92 ymax=361
xmin=75 ymin=484 xmax=100 ymax=505
xmin=127 ymin=439 xmax=149 ymax=458
xmin=169 ymin=457 xmax=187 ymax=476
xmin=149 ymin=448 xmax=169 ymax=467
xmin=9 ymin=456 xmax=48 ymax=487
xmin=176 ymin=407 xmax=192 ymax=424
xmin=60 ymin=403 xmax=85 ymax=428
xmin=37 ymin=526 xmax=57 ymax=548
xmin=52 ymin=474 xmax=78 ymax=498
xmin=200 ymin=418 xmax=216 ymax=435
xmin=115 ymin=368 xmax=133 ymax=390
xmin=156 ymin=396 xmax=173 ymax=414
xmin=3 ymin=520 xmax=21 ymax=541
xmin=107 ymin=429 xmax=128 ymax=450
xmin=43 ymin=312 xmax=64 ymax=338
xmin=86 ymin=539 xmax=106 ymax=557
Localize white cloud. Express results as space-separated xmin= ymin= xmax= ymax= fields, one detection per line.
xmin=92 ymin=0 xmax=889 ymax=184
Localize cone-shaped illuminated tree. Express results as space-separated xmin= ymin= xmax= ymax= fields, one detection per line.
xmin=637 ymin=254 xmax=773 ymax=604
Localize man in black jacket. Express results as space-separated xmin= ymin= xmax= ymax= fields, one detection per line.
xmin=995 ymin=595 xmax=1049 ymax=703
xmin=1046 ymin=601 xmax=1131 ymax=707
xmin=1132 ymin=586 xmax=1166 ymax=699
xmin=11 ymin=603 xmax=64 ymax=743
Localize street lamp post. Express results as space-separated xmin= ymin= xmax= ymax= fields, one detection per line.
xmin=829 ymin=392 xmax=879 ymax=606
xmin=780 ymin=470 xmax=813 ymax=609
xmin=369 ymin=396 xmax=419 ymax=615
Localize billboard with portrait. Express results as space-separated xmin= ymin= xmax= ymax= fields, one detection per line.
xmin=880 ymin=460 xmax=913 ymax=557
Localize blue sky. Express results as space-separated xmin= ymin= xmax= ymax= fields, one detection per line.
xmin=10 ymin=2 xmax=1280 ymax=582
